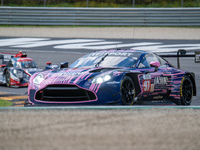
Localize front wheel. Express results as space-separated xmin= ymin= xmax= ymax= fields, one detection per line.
xmin=120 ymin=76 xmax=135 ymax=105
xmin=180 ymin=76 xmax=193 ymax=105
xmin=5 ymin=70 xmax=11 ymax=87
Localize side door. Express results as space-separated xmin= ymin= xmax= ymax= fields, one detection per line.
xmin=137 ymin=53 xmax=169 ymax=100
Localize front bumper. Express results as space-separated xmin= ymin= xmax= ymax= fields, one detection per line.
xmin=28 ymin=84 xmax=121 ymax=106
xmin=10 ymin=78 xmax=29 ymax=87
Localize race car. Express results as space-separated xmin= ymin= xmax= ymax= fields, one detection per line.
xmin=0 ymin=51 xmax=42 ymax=87
xmin=26 ymin=50 xmax=196 ymax=106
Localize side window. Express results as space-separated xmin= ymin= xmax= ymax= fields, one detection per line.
xmin=147 ymin=53 xmax=159 ymax=63
xmin=157 ymin=56 xmax=168 ymax=66
xmin=138 ymin=53 xmax=159 ymax=68
xmin=7 ymin=60 xmax=13 ymax=67
xmin=138 ymin=55 xmax=150 ymax=68
xmin=16 ymin=62 xmax=21 ymax=68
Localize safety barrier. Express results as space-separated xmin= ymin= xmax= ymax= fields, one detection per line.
xmin=0 ymin=7 xmax=200 ymax=26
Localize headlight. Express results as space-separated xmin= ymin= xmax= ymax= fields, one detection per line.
xmin=33 ymin=73 xmax=44 ymax=85
xmin=92 ymin=74 xmax=111 ymax=84
xmin=13 ymin=69 xmax=23 ymax=78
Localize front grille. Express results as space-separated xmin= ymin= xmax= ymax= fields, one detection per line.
xmin=35 ymin=84 xmax=96 ymax=102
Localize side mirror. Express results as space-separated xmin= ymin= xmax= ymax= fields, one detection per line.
xmin=150 ymin=61 xmax=160 ymax=72
xmin=60 ymin=62 xmax=68 ymax=69
xmin=44 ymin=62 xmax=59 ymax=70
xmin=150 ymin=61 xmax=160 ymax=68
xmin=45 ymin=64 xmax=59 ymax=70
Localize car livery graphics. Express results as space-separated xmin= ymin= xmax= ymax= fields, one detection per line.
xmin=0 ymin=51 xmax=42 ymax=87
xmin=26 ymin=50 xmax=196 ymax=106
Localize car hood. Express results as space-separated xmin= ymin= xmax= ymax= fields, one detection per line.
xmin=38 ymin=67 xmax=123 ymax=88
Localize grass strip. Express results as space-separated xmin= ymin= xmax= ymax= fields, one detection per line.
xmin=0 ymin=99 xmax=13 ymax=107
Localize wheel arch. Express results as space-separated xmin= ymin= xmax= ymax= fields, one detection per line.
xmin=123 ymin=73 xmax=142 ymax=96
xmin=184 ymin=72 xmax=196 ymax=96
xmin=3 ymin=68 xmax=8 ymax=76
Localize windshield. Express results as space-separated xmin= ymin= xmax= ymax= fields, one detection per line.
xmin=16 ymin=61 xmax=37 ymax=68
xmin=70 ymin=51 xmax=141 ymax=68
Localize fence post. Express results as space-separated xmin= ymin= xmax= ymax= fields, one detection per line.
xmin=1 ymin=0 xmax=3 ymax=6
xmin=44 ymin=0 xmax=46 ymax=7
xmin=181 ymin=0 xmax=184 ymax=7
xmin=133 ymin=0 xmax=135 ymax=7
xmin=87 ymin=0 xmax=89 ymax=7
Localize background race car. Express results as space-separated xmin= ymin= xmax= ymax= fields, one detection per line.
xmin=0 ymin=51 xmax=42 ymax=87
xmin=26 ymin=50 xmax=196 ymax=106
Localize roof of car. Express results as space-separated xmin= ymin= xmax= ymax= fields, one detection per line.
xmin=98 ymin=49 xmax=148 ymax=53
xmin=12 ymin=57 xmax=33 ymax=62
xmin=17 ymin=57 xmax=33 ymax=62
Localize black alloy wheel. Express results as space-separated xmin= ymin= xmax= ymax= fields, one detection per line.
xmin=5 ymin=70 xmax=11 ymax=87
xmin=120 ymin=76 xmax=135 ymax=105
xmin=180 ymin=76 xmax=193 ymax=105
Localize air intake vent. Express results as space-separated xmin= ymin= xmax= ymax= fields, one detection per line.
xmin=35 ymin=84 xmax=96 ymax=102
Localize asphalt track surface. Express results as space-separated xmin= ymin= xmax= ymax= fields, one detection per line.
xmin=0 ymin=36 xmax=199 ymax=106
xmin=0 ymin=27 xmax=200 ymax=150
xmin=0 ymin=108 xmax=200 ymax=150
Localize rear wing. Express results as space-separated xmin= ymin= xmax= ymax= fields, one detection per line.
xmin=0 ymin=52 xmax=15 ymax=65
xmin=0 ymin=51 xmax=28 ymax=65
xmin=195 ymin=51 xmax=200 ymax=63
xmin=157 ymin=49 xmax=199 ymax=69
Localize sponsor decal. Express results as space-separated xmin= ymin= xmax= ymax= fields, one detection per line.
xmin=153 ymin=95 xmax=163 ymax=99
xmin=90 ymin=52 xmax=135 ymax=57
xmin=66 ymin=72 xmax=85 ymax=76
xmin=142 ymin=79 xmax=154 ymax=92
xmin=54 ymin=71 xmax=85 ymax=77
xmin=143 ymin=80 xmax=151 ymax=92
xmin=150 ymin=84 xmax=155 ymax=92
xmin=152 ymin=100 xmax=167 ymax=103
xmin=107 ymin=81 xmax=120 ymax=84
xmin=113 ymin=72 xmax=123 ymax=76
xmin=143 ymin=73 xmax=151 ymax=80
xmin=154 ymin=77 xmax=168 ymax=85
xmin=52 ymin=78 xmax=67 ymax=84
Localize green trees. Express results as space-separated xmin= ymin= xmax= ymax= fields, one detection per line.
xmin=1 ymin=0 xmax=199 ymax=7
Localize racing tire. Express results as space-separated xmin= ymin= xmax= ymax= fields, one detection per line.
xmin=5 ymin=70 xmax=11 ymax=87
xmin=120 ymin=76 xmax=135 ymax=105
xmin=180 ymin=76 xmax=193 ymax=105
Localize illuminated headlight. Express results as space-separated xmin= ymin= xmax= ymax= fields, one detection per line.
xmin=96 ymin=77 xmax=103 ymax=83
xmin=13 ymin=69 xmax=23 ymax=78
xmin=33 ymin=73 xmax=44 ymax=85
xmin=92 ymin=74 xmax=111 ymax=84
xmin=104 ymin=75 xmax=111 ymax=81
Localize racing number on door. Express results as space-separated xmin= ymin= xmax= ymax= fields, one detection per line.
xmin=143 ymin=80 xmax=151 ymax=92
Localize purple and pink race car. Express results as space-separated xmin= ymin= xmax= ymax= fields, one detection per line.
xmin=26 ymin=50 xmax=196 ymax=106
